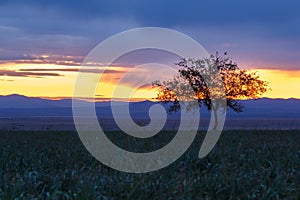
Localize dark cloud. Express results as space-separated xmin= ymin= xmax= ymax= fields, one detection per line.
xmin=19 ymin=68 xmax=79 ymax=72
xmin=19 ymin=68 xmax=126 ymax=74
xmin=138 ymin=83 xmax=153 ymax=90
xmin=0 ymin=70 xmax=62 ymax=78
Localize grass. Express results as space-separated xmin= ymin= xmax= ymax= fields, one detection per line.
xmin=0 ymin=130 xmax=299 ymax=199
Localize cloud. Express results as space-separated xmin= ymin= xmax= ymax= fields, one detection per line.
xmin=0 ymin=70 xmax=61 ymax=78
xmin=137 ymin=83 xmax=153 ymax=90
xmin=0 ymin=0 xmax=299 ymax=71
xmin=19 ymin=68 xmax=126 ymax=74
xmin=0 ymin=25 xmax=19 ymax=32
xmin=1 ymin=0 xmax=299 ymax=31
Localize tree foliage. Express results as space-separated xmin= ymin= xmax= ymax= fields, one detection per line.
xmin=153 ymin=52 xmax=270 ymax=113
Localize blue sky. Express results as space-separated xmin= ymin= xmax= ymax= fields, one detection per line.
xmin=1 ymin=0 xmax=300 ymax=99
xmin=0 ymin=0 xmax=299 ymax=70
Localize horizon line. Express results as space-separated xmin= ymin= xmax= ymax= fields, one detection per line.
xmin=1 ymin=93 xmax=300 ymax=102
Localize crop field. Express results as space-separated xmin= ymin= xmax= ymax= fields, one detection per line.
xmin=0 ymin=130 xmax=299 ymax=199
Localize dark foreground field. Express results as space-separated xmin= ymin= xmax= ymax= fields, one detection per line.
xmin=0 ymin=130 xmax=299 ymax=199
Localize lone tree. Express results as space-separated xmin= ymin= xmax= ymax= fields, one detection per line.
xmin=153 ymin=52 xmax=270 ymax=129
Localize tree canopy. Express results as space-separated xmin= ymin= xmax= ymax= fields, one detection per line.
xmin=153 ymin=52 xmax=270 ymax=113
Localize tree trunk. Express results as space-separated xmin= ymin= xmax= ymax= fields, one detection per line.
xmin=213 ymin=107 xmax=218 ymax=130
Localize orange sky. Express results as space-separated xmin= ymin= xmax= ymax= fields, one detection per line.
xmin=0 ymin=62 xmax=300 ymax=99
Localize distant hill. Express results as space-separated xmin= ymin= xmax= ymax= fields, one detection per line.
xmin=0 ymin=94 xmax=72 ymax=109
xmin=0 ymin=94 xmax=299 ymax=119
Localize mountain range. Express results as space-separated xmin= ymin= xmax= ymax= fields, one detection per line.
xmin=0 ymin=94 xmax=299 ymax=119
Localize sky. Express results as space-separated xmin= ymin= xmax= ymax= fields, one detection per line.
xmin=0 ymin=0 xmax=299 ymax=99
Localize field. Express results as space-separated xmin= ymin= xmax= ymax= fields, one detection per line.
xmin=0 ymin=130 xmax=299 ymax=199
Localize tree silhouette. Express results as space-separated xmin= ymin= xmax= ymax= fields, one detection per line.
xmin=153 ymin=52 xmax=270 ymax=129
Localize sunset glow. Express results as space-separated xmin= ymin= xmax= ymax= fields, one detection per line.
xmin=1 ymin=61 xmax=299 ymax=99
